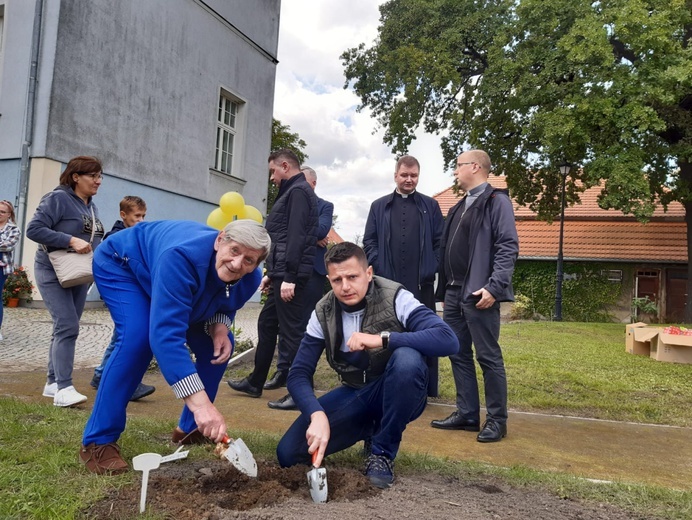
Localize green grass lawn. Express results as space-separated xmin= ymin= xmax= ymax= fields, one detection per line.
xmin=254 ymin=321 xmax=691 ymax=427
xmin=2 ymin=321 xmax=691 ymax=519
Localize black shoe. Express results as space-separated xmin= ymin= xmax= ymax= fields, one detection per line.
xmin=263 ymin=370 xmax=288 ymax=390
xmin=90 ymin=375 xmax=100 ymax=390
xmin=430 ymin=411 xmax=480 ymax=431
xmin=477 ymin=419 xmax=507 ymax=443
xmin=227 ymin=377 xmax=262 ymax=398
xmin=130 ymin=383 xmax=156 ymax=401
xmin=267 ymin=393 xmax=296 ymax=410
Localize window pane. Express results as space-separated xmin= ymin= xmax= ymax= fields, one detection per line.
xmin=229 ymin=102 xmax=237 ymax=128
xmin=218 ymin=96 xmax=224 ymax=123
xmin=215 ymin=128 xmax=222 ymax=170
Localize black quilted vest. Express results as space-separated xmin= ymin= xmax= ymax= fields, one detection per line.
xmin=315 ymin=276 xmax=405 ymax=388
xmin=265 ymin=173 xmax=318 ymax=280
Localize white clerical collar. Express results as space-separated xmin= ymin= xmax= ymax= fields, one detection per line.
xmin=395 ymin=189 xmax=416 ymax=198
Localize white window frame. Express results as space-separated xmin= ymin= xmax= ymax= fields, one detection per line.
xmin=214 ymin=89 xmax=245 ymax=177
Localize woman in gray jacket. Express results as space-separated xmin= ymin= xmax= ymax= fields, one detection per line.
xmin=27 ymin=156 xmax=105 ymax=407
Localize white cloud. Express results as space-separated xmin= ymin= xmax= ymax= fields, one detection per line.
xmin=274 ymin=0 xmax=454 ymax=243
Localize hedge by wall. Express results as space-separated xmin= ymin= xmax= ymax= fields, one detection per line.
xmin=512 ymin=261 xmax=624 ymax=322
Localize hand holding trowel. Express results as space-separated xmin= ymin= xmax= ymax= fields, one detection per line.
xmin=307 ymin=450 xmax=328 ymax=503
xmin=214 ymin=434 xmax=258 ymax=477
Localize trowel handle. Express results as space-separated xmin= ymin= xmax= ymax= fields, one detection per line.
xmin=311 ymin=450 xmax=319 ymax=467
xmin=221 ymin=435 xmax=231 ymax=444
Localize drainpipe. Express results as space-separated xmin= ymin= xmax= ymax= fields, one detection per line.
xmin=16 ymin=0 xmax=44 ymax=261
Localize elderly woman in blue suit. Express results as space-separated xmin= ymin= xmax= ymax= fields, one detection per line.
xmin=80 ymin=218 xmax=270 ymax=475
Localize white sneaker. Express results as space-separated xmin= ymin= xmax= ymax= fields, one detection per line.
xmin=53 ymin=386 xmax=88 ymax=407
xmin=42 ymin=382 xmax=58 ymax=397
xmin=0 ymin=332 xmax=4 ymax=340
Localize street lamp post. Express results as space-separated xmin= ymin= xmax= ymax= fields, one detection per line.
xmin=554 ymin=161 xmax=571 ymax=321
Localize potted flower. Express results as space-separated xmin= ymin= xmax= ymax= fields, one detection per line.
xmin=3 ymin=266 xmax=34 ymax=306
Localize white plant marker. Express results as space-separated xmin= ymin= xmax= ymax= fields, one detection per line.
xmin=132 ymin=453 xmax=162 ymax=514
xmin=160 ymin=444 xmax=189 ymax=463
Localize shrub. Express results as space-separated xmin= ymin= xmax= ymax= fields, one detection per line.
xmin=3 ymin=266 xmax=34 ymax=305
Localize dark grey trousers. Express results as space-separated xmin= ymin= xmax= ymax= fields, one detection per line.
xmin=35 ymin=262 xmax=89 ymax=390
xmin=443 ymin=286 xmax=508 ymax=424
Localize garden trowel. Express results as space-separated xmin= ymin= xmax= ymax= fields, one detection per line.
xmin=217 ymin=435 xmax=258 ymax=477
xmin=307 ymin=450 xmax=328 ymax=503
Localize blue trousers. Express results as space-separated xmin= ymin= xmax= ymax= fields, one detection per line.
xmin=443 ymin=286 xmax=507 ymax=424
xmin=276 ymin=347 xmax=428 ymax=466
xmin=93 ymin=329 xmax=117 ymax=380
xmin=82 ymin=253 xmax=230 ymax=445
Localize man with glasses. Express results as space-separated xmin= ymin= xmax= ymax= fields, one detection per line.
xmin=363 ymin=155 xmax=444 ymax=395
xmin=431 ymin=149 xmax=519 ymax=443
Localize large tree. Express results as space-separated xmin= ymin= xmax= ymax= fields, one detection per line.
xmin=343 ymin=0 xmax=692 ymax=319
xmin=268 ymin=118 xmax=308 ymax=212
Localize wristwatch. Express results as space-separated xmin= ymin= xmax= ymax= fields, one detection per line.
xmin=380 ymin=331 xmax=390 ymax=349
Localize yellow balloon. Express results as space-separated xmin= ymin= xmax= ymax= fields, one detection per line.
xmin=243 ymin=205 xmax=263 ymax=224
xmin=219 ymin=192 xmax=245 ymax=218
xmin=207 ymin=208 xmax=231 ymax=230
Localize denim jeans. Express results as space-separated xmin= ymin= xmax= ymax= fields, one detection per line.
xmin=276 ymin=346 xmax=428 ymax=466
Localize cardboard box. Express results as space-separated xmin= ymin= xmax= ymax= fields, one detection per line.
xmin=650 ymin=332 xmax=692 ymax=364
xmin=625 ymin=323 xmax=658 ymax=356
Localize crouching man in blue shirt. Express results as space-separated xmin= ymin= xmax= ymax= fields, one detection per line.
xmin=276 ymin=242 xmax=459 ymax=488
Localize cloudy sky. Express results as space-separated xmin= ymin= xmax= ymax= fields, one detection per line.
xmin=272 ymin=0 xmax=455 ymax=242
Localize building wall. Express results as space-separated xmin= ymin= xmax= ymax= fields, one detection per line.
xmin=39 ymin=0 xmax=278 ymax=210
xmin=0 ymin=0 xmax=38 ymax=160
xmin=1 ymin=0 xmax=280 ymax=303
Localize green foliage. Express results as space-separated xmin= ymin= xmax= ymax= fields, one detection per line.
xmin=268 ymin=118 xmax=309 ymax=212
xmin=342 ymin=1 xmax=692 ymax=219
xmin=632 ymin=295 xmax=659 ymax=322
xmin=509 ymin=293 xmax=535 ymax=320
xmin=513 ymin=261 xmax=623 ymax=321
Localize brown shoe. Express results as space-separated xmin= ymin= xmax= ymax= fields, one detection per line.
xmin=79 ymin=443 xmax=128 ymax=475
xmin=171 ymin=427 xmax=211 ymax=445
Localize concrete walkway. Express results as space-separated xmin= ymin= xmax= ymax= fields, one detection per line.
xmin=0 ymin=305 xmax=690 ymax=491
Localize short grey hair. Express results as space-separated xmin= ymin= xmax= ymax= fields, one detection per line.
xmin=221 ymin=219 xmax=271 ymax=263
xmin=301 ymin=166 xmax=317 ymax=183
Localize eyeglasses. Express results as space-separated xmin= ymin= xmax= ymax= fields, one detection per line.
xmin=457 ymin=162 xmax=476 ymax=167
xmin=79 ymin=172 xmax=103 ymax=181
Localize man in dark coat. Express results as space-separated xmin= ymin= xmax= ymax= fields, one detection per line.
xmin=430 ymin=149 xmax=519 ymax=443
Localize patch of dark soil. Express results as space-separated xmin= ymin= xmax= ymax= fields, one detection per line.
xmin=83 ymin=458 xmax=652 ymax=520
xmin=84 ymin=458 xmax=378 ymax=519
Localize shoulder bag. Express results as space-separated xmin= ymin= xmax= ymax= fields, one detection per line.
xmin=47 ymin=206 xmax=96 ymax=288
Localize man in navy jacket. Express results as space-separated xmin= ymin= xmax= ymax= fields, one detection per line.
xmin=431 ymin=149 xmax=519 ymax=443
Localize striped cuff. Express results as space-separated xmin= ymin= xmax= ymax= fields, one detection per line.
xmin=171 ymin=373 xmax=205 ymax=399
xmin=203 ymin=313 xmax=234 ymax=336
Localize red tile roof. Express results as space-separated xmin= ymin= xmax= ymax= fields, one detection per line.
xmin=327 ymin=227 xmax=344 ymax=244
xmin=433 ymin=176 xmax=688 ymax=263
